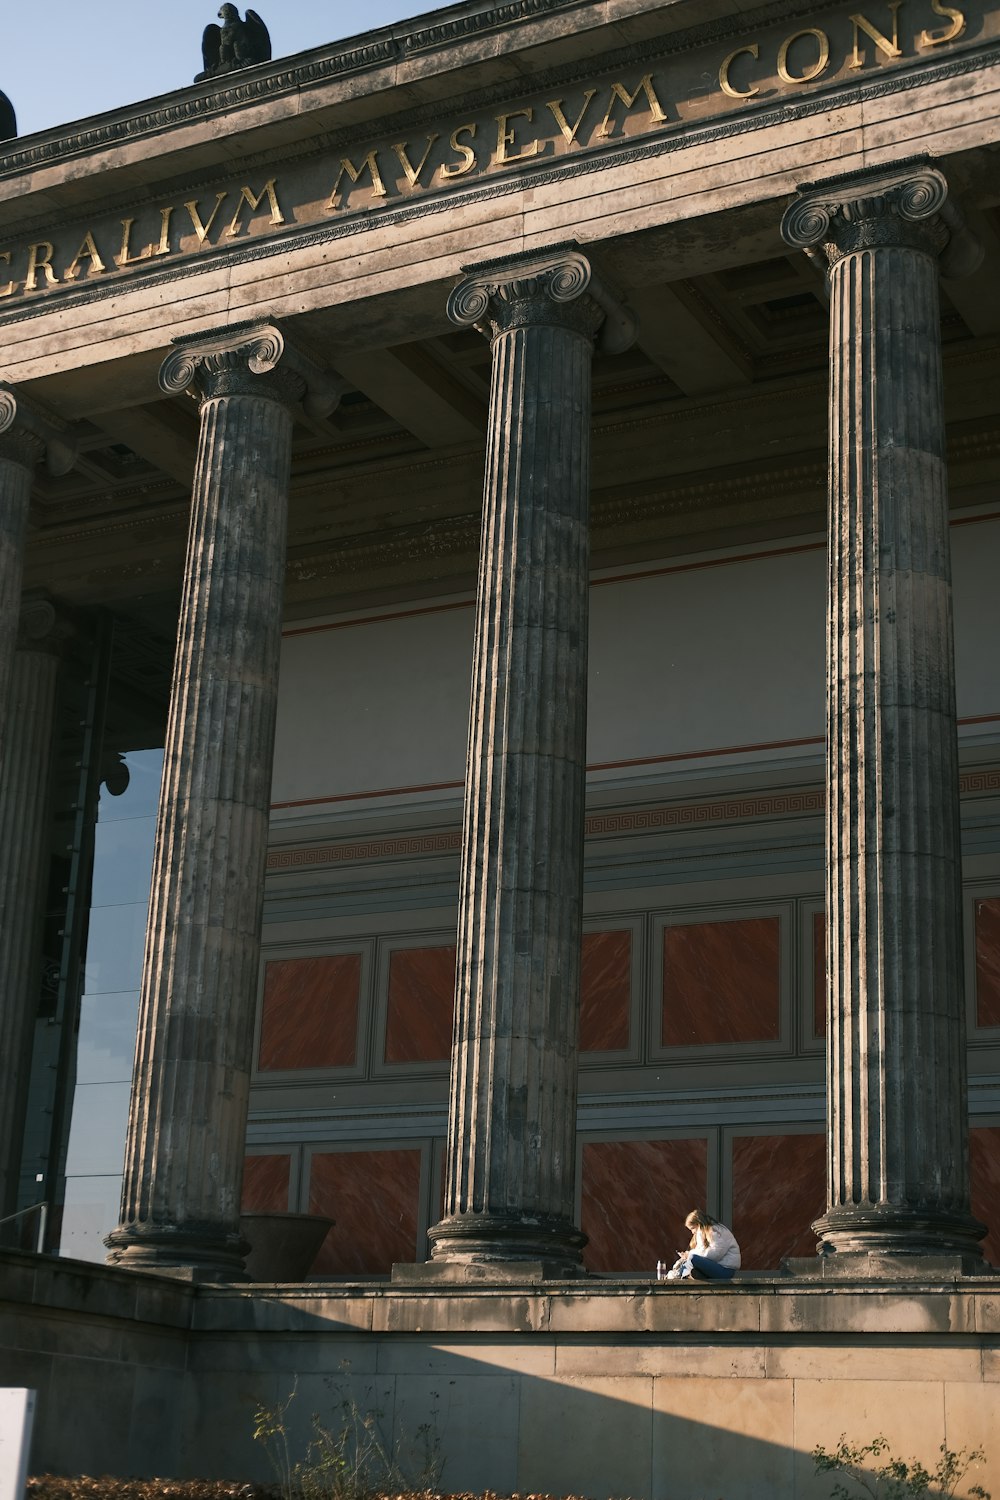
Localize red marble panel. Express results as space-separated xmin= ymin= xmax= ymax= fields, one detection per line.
xmin=258 ymin=954 xmax=361 ymax=1071
xmin=309 ymin=1148 xmax=422 ymax=1275
xmin=384 ymin=946 xmax=456 ymax=1064
xmin=241 ymin=1154 xmax=291 ymax=1213
xmin=975 ymin=899 xmax=1000 ymax=1029
xmin=970 ymin=1126 xmax=1000 ymax=1268
xmin=813 ymin=912 xmax=826 ymax=1039
xmin=580 ymin=931 xmax=631 ymax=1053
xmin=731 ymin=1132 xmax=826 ymax=1269
xmin=580 ymin=1137 xmax=709 ymax=1274
xmin=662 ymin=917 xmax=781 ymax=1048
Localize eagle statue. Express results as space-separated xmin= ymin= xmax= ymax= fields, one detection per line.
xmin=196 ymin=6 xmax=272 ymax=81
xmin=0 ymin=90 xmax=16 ymax=144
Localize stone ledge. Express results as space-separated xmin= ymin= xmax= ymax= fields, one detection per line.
xmin=6 ymin=1251 xmax=1000 ymax=1340
xmin=0 ymin=1248 xmax=195 ymax=1330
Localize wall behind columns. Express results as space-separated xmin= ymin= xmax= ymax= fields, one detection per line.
xmin=271 ymin=516 xmax=1000 ymax=815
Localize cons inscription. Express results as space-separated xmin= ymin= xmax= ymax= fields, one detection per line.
xmin=0 ymin=0 xmax=974 ymax=304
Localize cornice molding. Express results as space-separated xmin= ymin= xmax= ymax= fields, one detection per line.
xmin=0 ymin=0 xmax=853 ymax=182
xmin=0 ymin=39 xmax=398 ymax=178
xmin=0 ymin=37 xmax=995 ymax=333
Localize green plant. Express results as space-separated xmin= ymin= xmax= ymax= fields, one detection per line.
xmin=813 ymin=1434 xmax=990 ymax=1500
xmin=252 ymin=1374 xmax=443 ymax=1500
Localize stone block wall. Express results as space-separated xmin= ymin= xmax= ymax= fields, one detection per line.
xmin=3 ymin=1253 xmax=1000 ymax=1498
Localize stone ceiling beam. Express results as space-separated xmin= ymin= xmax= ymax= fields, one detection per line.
xmin=334 ymin=344 xmax=487 ymax=447
xmin=943 ymin=208 xmax=1000 ymax=336
xmin=93 ymin=405 xmax=198 ymax=488
xmin=630 ymin=282 xmax=751 ymax=395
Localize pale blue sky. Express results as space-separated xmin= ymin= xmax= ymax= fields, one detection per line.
xmin=7 ymin=1 xmax=438 ymax=138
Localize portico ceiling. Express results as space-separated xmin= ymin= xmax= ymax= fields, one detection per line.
xmin=20 ymin=203 xmax=1000 ymax=630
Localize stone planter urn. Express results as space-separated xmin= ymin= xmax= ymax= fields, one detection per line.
xmin=239 ymin=1211 xmax=334 ymax=1281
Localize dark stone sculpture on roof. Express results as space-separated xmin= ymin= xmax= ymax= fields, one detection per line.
xmin=196 ymin=5 xmax=271 ymax=82
xmin=0 ymin=90 xmax=16 ymax=144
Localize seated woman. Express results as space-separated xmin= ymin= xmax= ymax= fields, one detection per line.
xmin=666 ymin=1209 xmax=741 ymax=1281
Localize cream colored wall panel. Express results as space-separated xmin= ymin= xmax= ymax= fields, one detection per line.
xmin=944 ymin=1383 xmax=1000 ymax=1468
xmin=556 ymin=1342 xmax=767 ymax=1376
xmin=652 ymin=1377 xmax=795 ymax=1500
xmin=271 ymin=603 xmax=475 ymax=812
xmin=789 ymin=1378 xmax=947 ymax=1495
xmin=953 ymin=517 xmax=1000 ymax=721
xmin=271 ymin=517 xmax=1000 ymax=812
xmin=764 ymin=1344 xmax=982 ymax=1381
xmin=516 ymin=1374 xmax=654 ymax=1498
xmin=586 ymin=546 xmax=827 ymax=771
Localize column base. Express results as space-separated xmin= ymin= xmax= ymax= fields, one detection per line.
xmin=392 ymin=1258 xmax=587 ymax=1285
xmin=784 ymin=1251 xmax=996 ymax=1280
xmin=426 ymin=1211 xmax=587 ymax=1276
xmin=105 ymin=1221 xmax=250 ymax=1281
xmin=811 ymin=1204 xmax=987 ymax=1259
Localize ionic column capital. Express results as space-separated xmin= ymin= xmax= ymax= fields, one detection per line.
xmin=781 ymin=161 xmax=982 ymax=278
xmin=159 ymin=319 xmax=343 ymax=419
xmin=448 ymin=243 xmax=635 ymax=353
xmin=0 ymin=386 xmax=76 ymax=475
xmin=16 ymin=594 xmax=73 ymax=656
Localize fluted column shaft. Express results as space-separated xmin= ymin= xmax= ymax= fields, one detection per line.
xmin=0 ymin=441 xmax=35 ymax=735
xmin=107 ymin=323 xmax=335 ymax=1277
xmin=428 ymin=250 xmax=630 ymax=1270
xmin=0 ymin=379 xmax=72 ymax=751
xmin=0 ymin=390 xmax=73 ymax=746
xmin=0 ymin=603 xmax=63 ymax=1217
xmin=783 ymin=165 xmax=985 ymax=1258
xmin=0 ymin=390 xmax=73 ymax=1221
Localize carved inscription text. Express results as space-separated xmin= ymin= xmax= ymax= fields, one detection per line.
xmin=0 ymin=0 xmax=978 ymax=304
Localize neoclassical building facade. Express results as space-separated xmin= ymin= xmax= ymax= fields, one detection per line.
xmin=1 ymin=0 xmax=1000 ymax=1488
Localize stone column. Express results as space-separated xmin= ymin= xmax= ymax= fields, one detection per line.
xmin=425 ymin=247 xmax=632 ymax=1273
xmin=0 ymin=411 xmax=45 ymax=1218
xmin=0 ymin=391 xmax=74 ymax=1222
xmin=106 ymin=322 xmax=339 ymax=1277
xmin=782 ymin=164 xmax=985 ymax=1262
xmin=0 ymin=601 xmax=67 ymax=1218
xmin=0 ymin=389 xmax=73 ymax=768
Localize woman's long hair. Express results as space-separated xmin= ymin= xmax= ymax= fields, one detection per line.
xmin=685 ymin=1209 xmax=719 ymax=1247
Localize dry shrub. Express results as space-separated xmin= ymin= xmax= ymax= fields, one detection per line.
xmin=28 ymin=1484 xmax=580 ymax=1500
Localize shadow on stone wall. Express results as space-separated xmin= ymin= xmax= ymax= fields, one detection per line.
xmin=1 ymin=1253 xmax=997 ymax=1500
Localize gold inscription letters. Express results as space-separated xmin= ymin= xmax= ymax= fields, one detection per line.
xmin=920 ymin=0 xmax=967 ymax=44
xmin=0 ymin=0 xmax=974 ymax=303
xmin=440 ymin=123 xmax=478 ymax=178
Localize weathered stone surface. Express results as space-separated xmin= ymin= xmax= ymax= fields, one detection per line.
xmin=106 ymin=323 xmax=336 ymax=1279
xmin=782 ymin=164 xmax=985 ymax=1259
xmin=0 ymin=396 xmax=75 ymax=738
xmin=426 ymin=248 xmax=631 ymax=1273
xmin=7 ymin=1253 xmax=1000 ymax=1493
xmin=784 ymin=1253 xmax=993 ymax=1281
xmin=0 ymin=419 xmax=40 ymax=777
xmin=0 ymin=601 xmax=66 ymax=1218
xmin=0 ymin=390 xmax=75 ymax=1219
